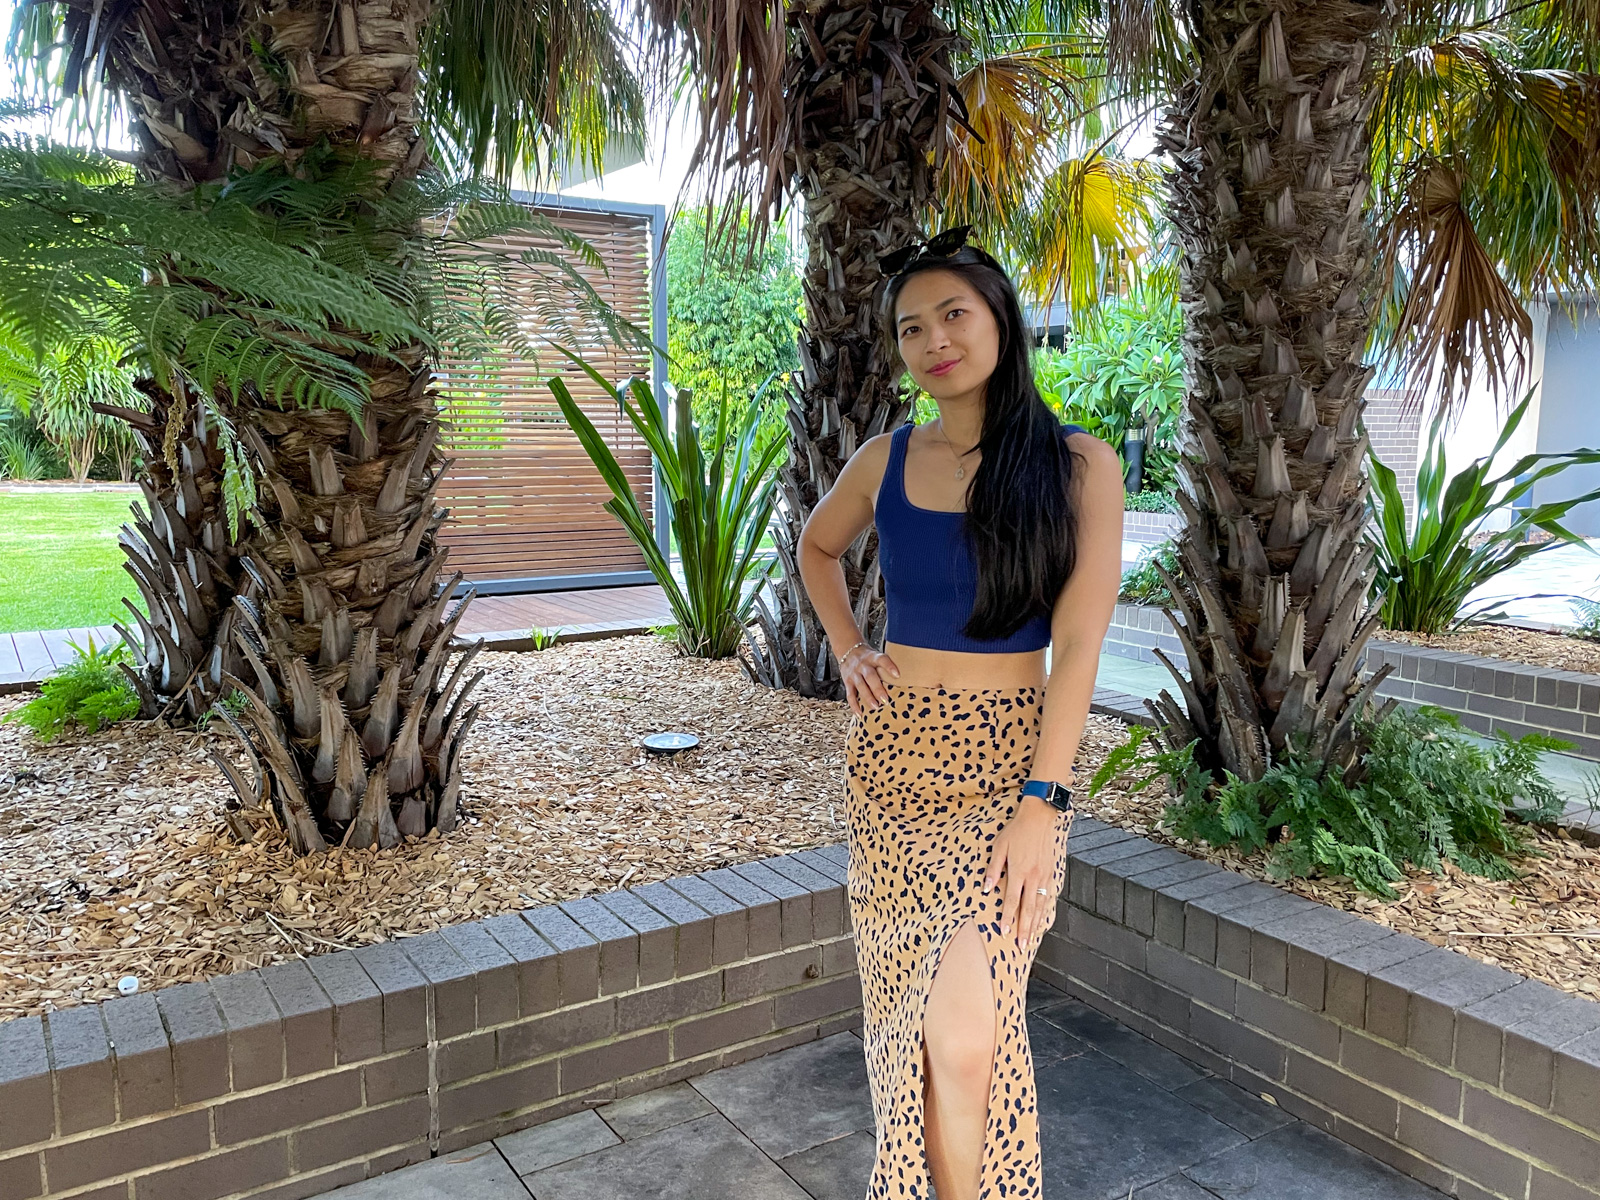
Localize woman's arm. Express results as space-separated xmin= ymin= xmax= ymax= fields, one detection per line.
xmin=796 ymin=435 xmax=900 ymax=714
xmin=1026 ymin=432 xmax=1127 ymax=794
xmin=982 ymin=430 xmax=1125 ymax=944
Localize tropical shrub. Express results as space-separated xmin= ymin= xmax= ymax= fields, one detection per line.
xmin=551 ymin=354 xmax=785 ymax=659
xmin=0 ymin=336 xmax=144 ymax=482
xmin=1570 ymin=598 xmax=1600 ymax=642
xmin=1033 ymin=290 xmax=1183 ymax=494
xmin=0 ymin=418 xmax=61 ymax=480
xmin=2 ymin=634 xmax=140 ymax=742
xmin=1119 ymin=541 xmax=1178 ymax=606
xmin=1094 ymin=706 xmax=1567 ymax=900
xmin=1124 ymin=490 xmax=1177 ymax=513
xmin=1369 ymin=389 xmax=1600 ymax=634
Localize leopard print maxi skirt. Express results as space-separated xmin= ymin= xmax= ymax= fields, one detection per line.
xmin=844 ymin=684 xmax=1070 ymax=1200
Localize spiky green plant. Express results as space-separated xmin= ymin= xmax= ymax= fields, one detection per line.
xmin=1369 ymin=389 xmax=1600 ymax=634
xmin=551 ymin=356 xmax=786 ymax=660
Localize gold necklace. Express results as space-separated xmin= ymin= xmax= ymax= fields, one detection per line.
xmin=933 ymin=419 xmax=976 ymax=481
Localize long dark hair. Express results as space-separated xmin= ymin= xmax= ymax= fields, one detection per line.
xmin=878 ymin=246 xmax=1080 ymax=641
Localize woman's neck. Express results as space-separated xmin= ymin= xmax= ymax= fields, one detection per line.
xmin=931 ymin=400 xmax=984 ymax=451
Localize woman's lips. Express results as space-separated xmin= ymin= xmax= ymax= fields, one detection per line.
xmin=929 ymin=359 xmax=959 ymax=376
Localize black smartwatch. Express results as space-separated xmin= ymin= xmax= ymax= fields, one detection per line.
xmin=1020 ymin=778 xmax=1074 ymax=814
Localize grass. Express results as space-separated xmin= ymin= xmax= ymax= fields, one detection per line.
xmin=0 ymin=492 xmax=143 ymax=633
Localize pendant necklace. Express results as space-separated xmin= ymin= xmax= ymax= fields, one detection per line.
xmin=934 ymin=419 xmax=975 ymax=481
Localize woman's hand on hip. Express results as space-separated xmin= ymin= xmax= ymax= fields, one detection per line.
xmin=983 ymin=798 xmax=1069 ymax=947
xmin=844 ymin=649 xmax=900 ymax=716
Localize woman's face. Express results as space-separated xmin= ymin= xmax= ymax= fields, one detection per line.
xmin=893 ymin=268 xmax=1001 ymax=401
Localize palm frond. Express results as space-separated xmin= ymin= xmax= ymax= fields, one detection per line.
xmin=421 ymin=0 xmax=649 ymax=182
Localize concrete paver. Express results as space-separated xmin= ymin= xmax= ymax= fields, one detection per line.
xmin=313 ymin=981 xmax=1448 ymax=1200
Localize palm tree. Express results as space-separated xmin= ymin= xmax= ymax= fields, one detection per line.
xmin=649 ymin=0 xmax=1600 ymax=778
xmin=8 ymin=0 xmax=649 ymax=851
xmin=643 ymin=1 xmax=1156 ymax=696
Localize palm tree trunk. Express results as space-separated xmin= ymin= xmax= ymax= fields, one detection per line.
xmin=199 ymin=0 xmax=487 ymax=854
xmin=747 ymin=1 xmax=967 ymax=697
xmin=1154 ymin=0 xmax=1392 ymax=780
xmin=94 ymin=386 xmax=249 ymax=723
xmin=58 ymin=0 xmax=478 ymax=851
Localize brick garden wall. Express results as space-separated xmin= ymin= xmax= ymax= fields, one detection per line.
xmin=1104 ymin=604 xmax=1600 ymax=761
xmin=0 ymin=848 xmax=861 ymax=1200
xmin=1035 ymin=817 xmax=1600 ymax=1200
xmin=5 ymin=826 xmax=1597 ymax=1200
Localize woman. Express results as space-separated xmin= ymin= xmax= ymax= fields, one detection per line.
xmin=797 ymin=228 xmax=1124 ymax=1200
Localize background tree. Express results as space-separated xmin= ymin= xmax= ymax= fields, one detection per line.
xmin=0 ymin=335 xmax=143 ymax=482
xmin=645 ymin=0 xmax=1155 ymax=697
xmin=666 ymin=206 xmax=802 ymax=458
xmin=6 ymin=0 xmax=652 ymax=852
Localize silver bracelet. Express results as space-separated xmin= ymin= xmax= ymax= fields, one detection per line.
xmin=839 ymin=639 xmax=869 ymax=667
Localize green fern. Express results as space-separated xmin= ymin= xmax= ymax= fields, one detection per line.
xmin=2 ymin=634 xmax=140 ymax=743
xmin=1102 ymin=706 xmax=1567 ymax=899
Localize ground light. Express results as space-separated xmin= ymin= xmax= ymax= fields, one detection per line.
xmin=642 ymin=731 xmax=699 ymax=754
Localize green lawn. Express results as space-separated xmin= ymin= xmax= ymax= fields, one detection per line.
xmin=0 ymin=492 xmax=143 ymax=633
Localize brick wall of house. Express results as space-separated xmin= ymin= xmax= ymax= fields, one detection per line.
xmin=1364 ymin=388 xmax=1426 ymax=516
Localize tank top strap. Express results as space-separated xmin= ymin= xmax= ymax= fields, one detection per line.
xmin=1060 ymin=421 xmax=1088 ymax=438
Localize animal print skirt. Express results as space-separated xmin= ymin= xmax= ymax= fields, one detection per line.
xmin=844 ymin=684 xmax=1070 ymax=1200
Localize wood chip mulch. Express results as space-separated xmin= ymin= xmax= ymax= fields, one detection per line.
xmin=1378 ymin=624 xmax=1600 ymax=678
xmin=0 ymin=640 xmax=1594 ymax=1022
xmin=0 ymin=637 xmax=847 ymax=1021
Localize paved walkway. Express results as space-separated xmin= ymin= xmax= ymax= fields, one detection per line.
xmin=0 ymin=586 xmax=675 ymax=691
xmin=315 ymin=981 xmax=1443 ymax=1200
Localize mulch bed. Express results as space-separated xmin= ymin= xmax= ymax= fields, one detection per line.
xmin=1378 ymin=624 xmax=1600 ymax=678
xmin=0 ymin=636 xmax=1594 ymax=1022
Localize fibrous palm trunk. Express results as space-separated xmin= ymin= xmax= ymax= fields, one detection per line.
xmin=95 ymin=385 xmax=248 ymax=723
xmin=61 ymin=0 xmax=270 ymax=715
xmin=60 ymin=0 xmax=480 ymax=852
xmin=205 ymin=0 xmax=483 ymax=854
xmin=1153 ymin=0 xmax=1393 ymax=780
xmin=744 ymin=0 xmax=966 ymax=696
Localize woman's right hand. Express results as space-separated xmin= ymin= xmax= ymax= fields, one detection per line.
xmin=843 ymin=647 xmax=901 ymax=716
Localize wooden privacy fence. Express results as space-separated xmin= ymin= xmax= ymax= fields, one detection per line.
xmin=434 ymin=194 xmax=667 ymax=593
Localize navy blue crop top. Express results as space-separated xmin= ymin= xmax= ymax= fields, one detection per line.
xmin=875 ymin=420 xmax=1085 ymax=653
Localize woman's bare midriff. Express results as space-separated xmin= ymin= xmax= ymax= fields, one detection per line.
xmin=882 ymin=641 xmax=1048 ymax=690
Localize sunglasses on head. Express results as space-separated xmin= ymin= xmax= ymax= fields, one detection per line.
xmin=879 ymin=225 xmax=975 ymax=277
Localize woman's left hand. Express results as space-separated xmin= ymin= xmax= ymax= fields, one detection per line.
xmin=983 ymin=796 xmax=1069 ymax=947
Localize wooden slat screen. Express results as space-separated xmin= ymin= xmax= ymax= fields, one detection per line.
xmin=434 ymin=204 xmax=656 ymax=584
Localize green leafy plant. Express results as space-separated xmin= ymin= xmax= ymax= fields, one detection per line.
xmin=666 ymin=207 xmax=802 ymax=459
xmin=1119 ymin=541 xmax=1179 ymax=606
xmin=195 ymin=688 xmax=248 ymax=732
xmin=528 ymin=626 xmax=562 ymax=650
xmin=1124 ymin=490 xmax=1178 ymax=514
xmin=550 ymin=353 xmax=785 ymax=659
xmin=2 ymin=633 xmax=140 ymax=742
xmin=0 ymin=421 xmax=60 ymax=480
xmin=1569 ymin=598 xmax=1600 ymax=642
xmin=1104 ymin=705 xmax=1567 ymax=899
xmin=1033 ymin=290 xmax=1184 ymax=495
xmin=1368 ymin=388 xmax=1600 ymax=634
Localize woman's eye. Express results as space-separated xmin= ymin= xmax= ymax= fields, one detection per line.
xmin=946 ymin=309 xmax=963 ymax=320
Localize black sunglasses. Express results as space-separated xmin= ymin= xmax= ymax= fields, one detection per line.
xmin=879 ymin=225 xmax=975 ymax=277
